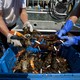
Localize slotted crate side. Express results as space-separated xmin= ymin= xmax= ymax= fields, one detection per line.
xmin=0 ymin=48 xmax=16 ymax=73
xmin=59 ymin=46 xmax=80 ymax=73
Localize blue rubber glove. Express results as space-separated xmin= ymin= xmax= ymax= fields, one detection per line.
xmin=61 ymin=36 xmax=80 ymax=47
xmin=56 ymin=20 xmax=74 ymax=38
xmin=26 ymin=46 xmax=39 ymax=53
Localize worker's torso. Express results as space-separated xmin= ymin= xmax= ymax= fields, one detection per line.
xmin=1 ymin=0 xmax=26 ymax=27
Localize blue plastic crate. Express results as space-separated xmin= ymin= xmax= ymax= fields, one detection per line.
xmin=0 ymin=46 xmax=80 ymax=80
xmin=0 ymin=48 xmax=16 ymax=73
xmin=60 ymin=46 xmax=80 ymax=73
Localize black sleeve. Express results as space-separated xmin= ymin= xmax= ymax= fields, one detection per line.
xmin=70 ymin=2 xmax=80 ymax=18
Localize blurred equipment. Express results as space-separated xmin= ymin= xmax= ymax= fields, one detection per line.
xmin=48 ymin=0 xmax=75 ymax=21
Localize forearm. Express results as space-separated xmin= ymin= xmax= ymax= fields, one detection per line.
xmin=20 ymin=8 xmax=28 ymax=24
xmin=0 ymin=16 xmax=9 ymax=37
xmin=69 ymin=16 xmax=78 ymax=24
xmin=69 ymin=2 xmax=80 ymax=23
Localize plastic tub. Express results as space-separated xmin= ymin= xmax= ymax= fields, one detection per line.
xmin=0 ymin=43 xmax=80 ymax=80
xmin=0 ymin=47 xmax=80 ymax=80
xmin=0 ymin=48 xmax=16 ymax=73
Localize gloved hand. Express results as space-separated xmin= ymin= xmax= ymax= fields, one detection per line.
xmin=61 ymin=36 xmax=80 ymax=47
xmin=56 ymin=20 xmax=74 ymax=38
xmin=7 ymin=33 xmax=22 ymax=46
xmin=23 ymin=21 xmax=33 ymax=32
xmin=26 ymin=46 xmax=39 ymax=53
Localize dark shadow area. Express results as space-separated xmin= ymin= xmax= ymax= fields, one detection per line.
xmin=0 ymin=73 xmax=31 ymax=80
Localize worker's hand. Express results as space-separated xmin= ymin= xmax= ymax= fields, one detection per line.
xmin=56 ymin=20 xmax=74 ymax=38
xmin=56 ymin=29 xmax=66 ymax=38
xmin=7 ymin=33 xmax=22 ymax=46
xmin=23 ymin=21 xmax=33 ymax=32
xmin=61 ymin=36 xmax=79 ymax=47
xmin=26 ymin=46 xmax=39 ymax=53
